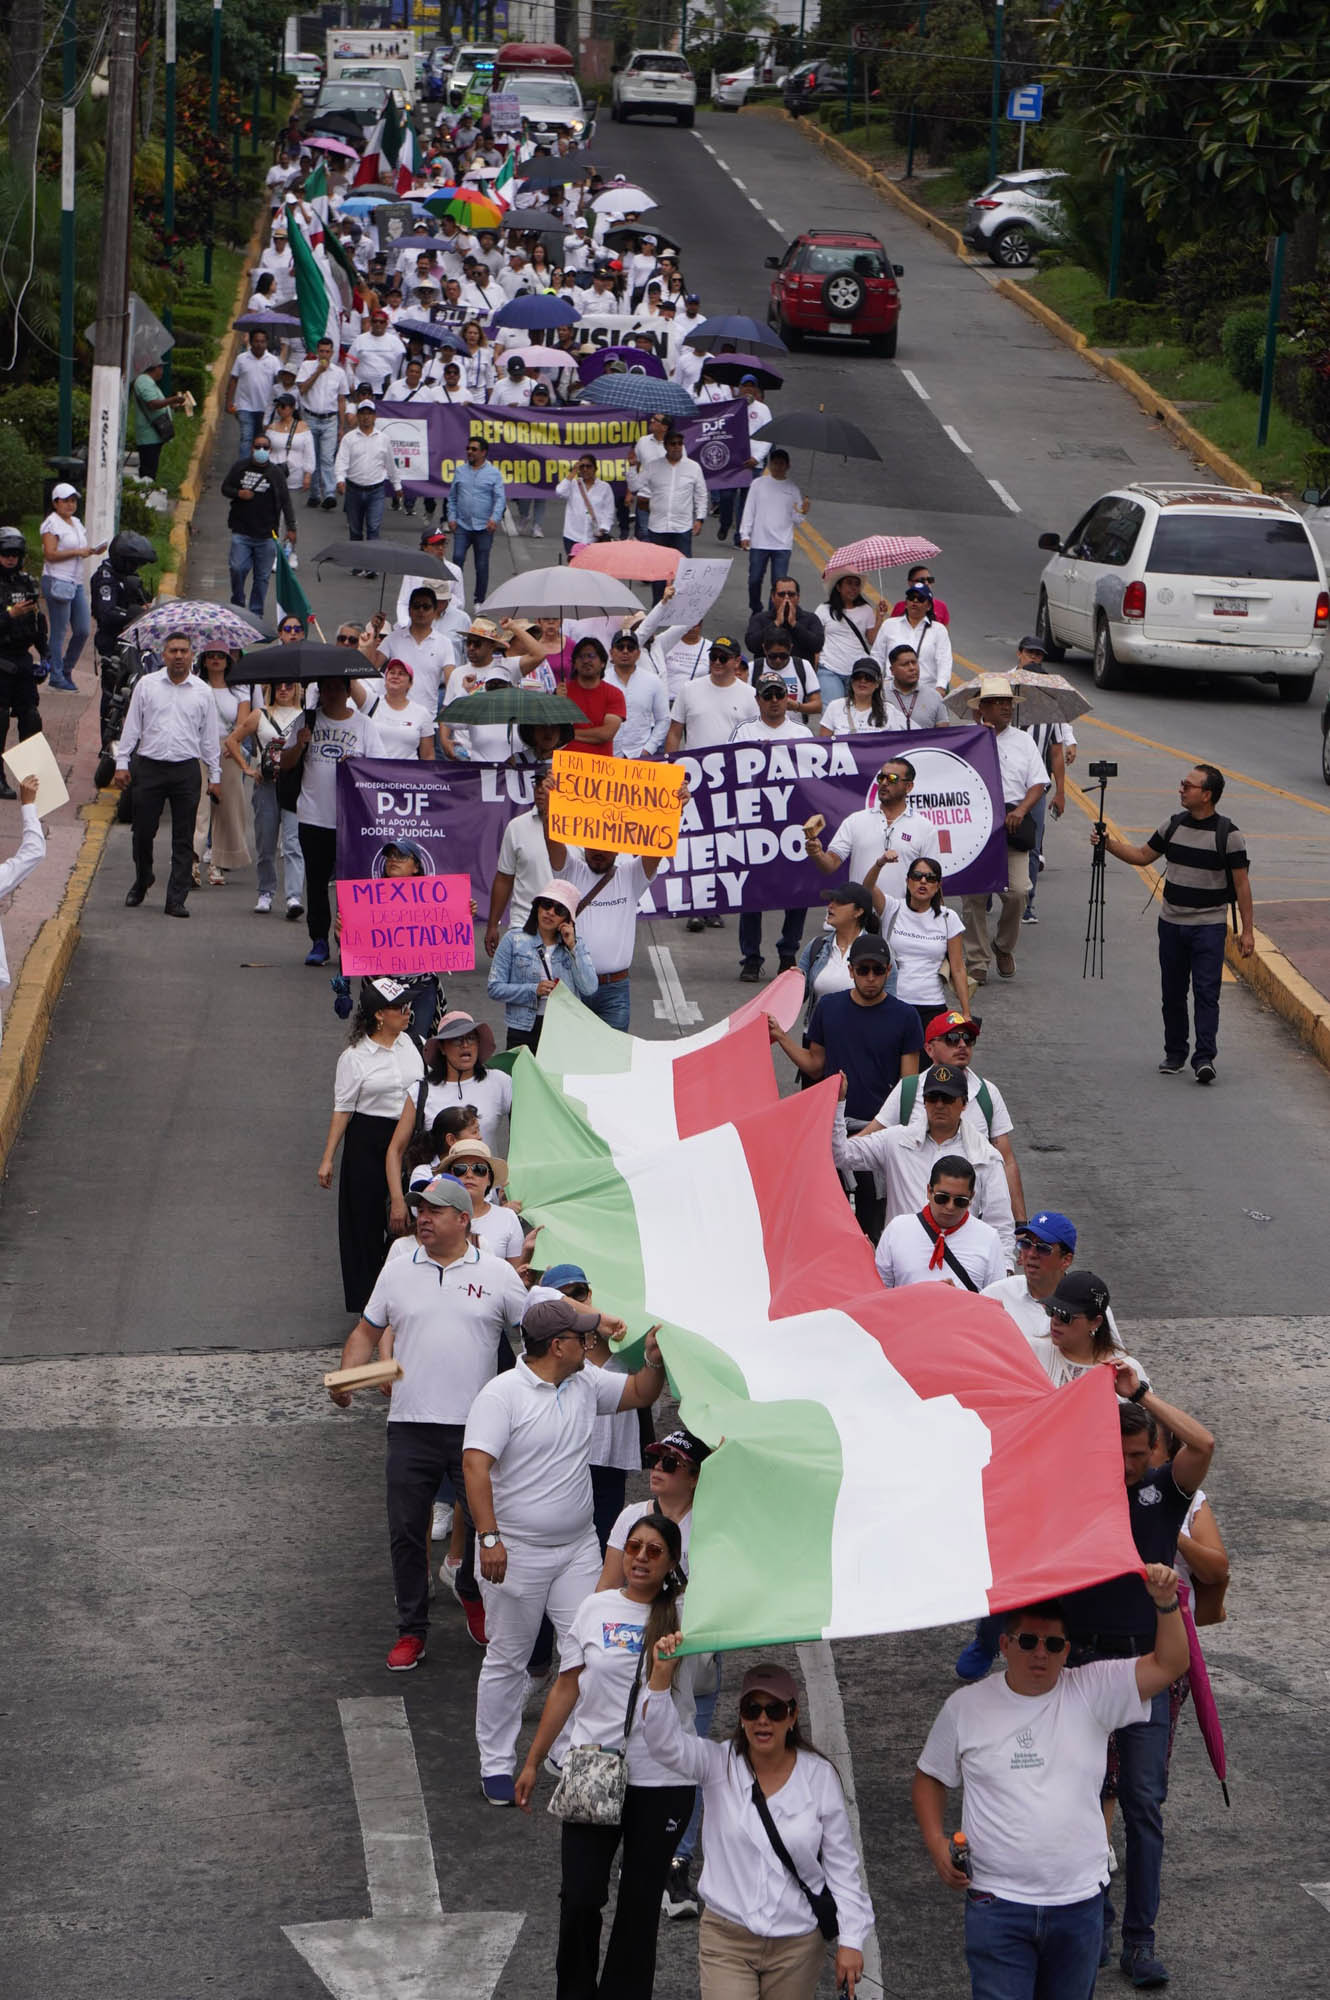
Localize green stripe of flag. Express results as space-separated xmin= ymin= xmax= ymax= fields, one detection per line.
xmin=285 ymin=211 xmax=332 ymax=353
xmin=274 ymin=541 xmax=311 ymax=625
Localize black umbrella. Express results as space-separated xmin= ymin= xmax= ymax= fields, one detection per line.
xmin=501 ymin=208 xmax=572 ymax=238
xmin=227 ymin=641 xmax=361 ymax=687
xmin=750 ymin=410 xmax=881 ymax=460
xmin=602 ymin=221 xmax=683 ymax=255
xmin=306 ymin=112 xmax=367 ymax=143
xmin=311 ymin=542 xmax=457 ymax=579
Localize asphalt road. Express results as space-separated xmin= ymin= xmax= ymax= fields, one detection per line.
xmin=3 ymin=111 xmax=1330 ymax=2000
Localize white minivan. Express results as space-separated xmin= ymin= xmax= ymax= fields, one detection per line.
xmin=1034 ymin=484 xmax=1329 ymax=701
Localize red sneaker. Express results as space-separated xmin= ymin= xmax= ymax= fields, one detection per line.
xmin=463 ymin=1597 xmax=488 ymax=1647
xmin=387 ymin=1634 xmax=426 ymax=1672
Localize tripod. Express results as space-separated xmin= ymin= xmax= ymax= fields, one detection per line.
xmin=1083 ymin=767 xmax=1114 ymax=979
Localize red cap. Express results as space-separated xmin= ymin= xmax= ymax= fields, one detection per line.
xmin=925 ymin=1009 xmax=979 ymax=1041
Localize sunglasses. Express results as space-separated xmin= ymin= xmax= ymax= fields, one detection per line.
xmin=1013 ymin=1632 xmax=1067 ymax=1654
xmin=280 ymin=622 xmax=303 ymax=634
xmin=850 ymin=671 xmax=878 ymax=682
xmin=1044 ymin=1304 xmax=1085 ymax=1325
xmin=853 ymin=962 xmax=889 ymax=976
xmin=909 ymin=870 xmax=942 ymax=885
xmin=877 ymin=773 xmax=909 ymax=785
xmin=534 ymin=899 xmax=569 ymax=916
xmin=560 ymin=1282 xmax=591 ymax=1301
xmin=336 ymin=633 xmax=361 ymax=646
xmin=739 ymin=1695 xmax=795 ymax=1722
xmin=649 ymin=1450 xmax=691 ymax=1475
xmin=937 ymin=1030 xmax=976 ymax=1047
xmin=930 ymin=1189 xmax=971 ymax=1208
xmin=450 ymin=1159 xmax=491 ymax=1177
xmin=1019 ymin=1237 xmax=1061 ymax=1256
xmin=913 ymin=574 xmax=935 ymax=584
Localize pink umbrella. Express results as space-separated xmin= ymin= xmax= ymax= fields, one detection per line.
xmin=304 ymin=134 xmax=360 ymax=159
xmin=1179 ymin=1582 xmax=1230 ymax=1805
xmin=821 ymin=533 xmax=942 ymax=581
xmin=570 ymin=541 xmax=679 ymax=583
xmin=503 ymin=346 xmax=579 ymax=371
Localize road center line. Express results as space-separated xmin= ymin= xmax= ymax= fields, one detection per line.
xmin=942 ymin=423 xmax=972 ymax=455
xmin=900 ymin=368 xmax=930 ymax=400
xmin=988 ymin=478 xmax=1022 ymax=513
xmin=731 ymin=175 xmax=747 ymax=189
xmin=1304 ymin=1882 xmax=1330 ymax=1914
xmin=338 ymin=1696 xmax=442 ymax=1920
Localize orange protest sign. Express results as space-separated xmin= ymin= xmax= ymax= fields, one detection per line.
xmin=548 ymin=749 xmax=686 ymax=857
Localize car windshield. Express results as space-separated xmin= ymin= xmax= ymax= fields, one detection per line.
xmin=1145 ymin=515 xmax=1319 ymax=581
xmin=631 ymin=54 xmax=690 ymax=71
xmin=503 ymin=74 xmax=580 ymax=104
xmin=318 ymin=85 xmax=383 ymax=107
xmin=340 ymin=68 xmax=406 ymax=83
xmin=801 ymin=246 xmax=889 ymax=275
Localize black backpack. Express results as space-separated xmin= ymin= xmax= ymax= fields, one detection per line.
xmin=1160 ymin=811 xmax=1239 ymax=932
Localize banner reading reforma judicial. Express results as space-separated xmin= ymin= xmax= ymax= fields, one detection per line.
xmin=336 ymin=727 xmax=1004 ymax=922
xmin=377 ymin=396 xmax=752 ymax=500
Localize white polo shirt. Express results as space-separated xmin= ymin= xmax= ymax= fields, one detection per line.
xmin=362 ymin=1243 xmax=527 ymax=1425
xmin=495 ymin=807 xmax=553 ymax=931
xmin=826 ymin=805 xmax=941 ymax=903
xmin=463 ymin=1358 xmax=628 ymax=1546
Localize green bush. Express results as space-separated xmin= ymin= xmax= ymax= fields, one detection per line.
xmin=1159 ymin=238 xmax=1270 ymax=356
xmin=117 ymin=485 xmax=158 ymax=534
xmin=168 ymin=355 xmax=208 ymax=394
xmin=1221 ymin=306 xmax=1269 ymax=392
xmin=0 ymin=383 xmax=93 ymax=456
xmin=1091 ymin=299 xmax=1176 ymax=347
xmin=950 ymin=145 xmax=998 ymax=195
xmin=170 ymin=304 xmax=215 ymax=334
xmin=0 ymin=427 xmax=51 ymax=513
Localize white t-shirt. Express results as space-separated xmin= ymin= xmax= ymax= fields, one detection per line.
xmin=421 ymin=1067 xmax=513 ymax=1155
xmin=559 ymin=851 xmax=649 ymax=975
xmin=827 ymin=807 xmax=942 ymax=904
xmin=295 ymin=705 xmax=385 ymax=828
xmin=608 ymin=1501 xmax=693 ymax=1575
xmin=990 ymin=725 xmax=1051 ymax=810
xmin=671 ymin=675 xmax=758 ymax=748
xmin=495 ymin=808 xmax=552 ymax=931
xmin=819 ymin=697 xmax=885 ymax=736
xmin=372 ymin=697 xmax=434 ymax=760
xmin=468 ymin=1201 xmax=524 ymax=1261
xmin=887 ymin=903 xmax=964 ymax=1006
xmin=809 ymin=932 xmax=855 ymax=1001
xmin=731 ymin=716 xmax=811 ymax=744
xmin=463 ymin=1358 xmax=627 ymax=1545
xmin=875 ymin=1209 xmax=1006 ymax=1291
xmin=362 ymin=1243 xmax=527 ymax=1424
xmin=40 ymin=512 xmax=86 ymax=583
xmin=381 ymin=624 xmax=457 ymax=719
xmin=560 ymin=1588 xmax=688 ymax=1786
xmin=333 ymin=1035 xmax=425 ymax=1118
xmin=817 ymin=603 xmax=878 ymax=681
xmin=229 ymin=349 xmax=283 ymax=414
xmin=917 ymin=1661 xmax=1151 ymax=1906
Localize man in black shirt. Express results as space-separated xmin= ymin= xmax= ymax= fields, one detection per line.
xmin=1063 ymin=1378 xmax=1215 ymax=1989
xmin=744 ymin=576 xmax=823 ymax=674
xmin=220 ymin=430 xmax=297 ymax=616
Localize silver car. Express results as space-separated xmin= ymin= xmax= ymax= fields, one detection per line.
xmin=963 ymin=168 xmax=1066 ymax=267
xmin=712 ymin=63 xmax=756 ymax=110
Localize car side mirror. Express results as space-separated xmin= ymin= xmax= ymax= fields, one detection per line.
xmin=1302 ymin=486 xmax=1325 ymax=506
xmin=1037 ymin=532 xmax=1062 ymax=552
xmin=764 ymin=255 xmax=780 ymax=269
xmin=893 ymin=264 xmax=904 ymax=276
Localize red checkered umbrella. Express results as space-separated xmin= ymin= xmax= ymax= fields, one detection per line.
xmin=821 ymin=534 xmax=942 ymax=580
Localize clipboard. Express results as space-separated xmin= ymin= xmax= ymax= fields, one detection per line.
xmin=1 ymin=732 xmax=68 ymax=816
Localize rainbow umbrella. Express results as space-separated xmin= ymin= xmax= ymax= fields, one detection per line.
xmin=445 ymin=194 xmax=504 ymax=230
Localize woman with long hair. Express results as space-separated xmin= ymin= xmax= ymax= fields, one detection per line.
xmin=815 ymin=572 xmax=887 ymax=712
xmin=317 ymin=977 xmax=425 ymax=1313
xmin=516 ymin=1511 xmax=694 ymax=2000
xmin=817 ymin=657 xmax=890 ymax=736
xmin=225 ymin=674 xmax=305 ymax=917
xmin=196 ymin=647 xmax=253 ymax=885
xmin=487 ymin=879 xmax=598 ymax=1052
xmin=460 ymin=318 xmax=496 ymax=399
xmin=385 ymin=1010 xmax=512 ymax=1231
xmin=888 ymin=856 xmax=970 ymax=1031
xmin=797 ymin=882 xmax=882 ymax=1013
xmin=440 ymin=1138 xmax=524 ymax=1267
xmin=643 ymin=1640 xmax=873 ymax=1999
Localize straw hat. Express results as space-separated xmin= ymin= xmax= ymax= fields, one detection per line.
xmin=967 ymin=673 xmax=1016 ymax=706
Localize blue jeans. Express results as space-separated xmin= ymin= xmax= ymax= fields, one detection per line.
xmin=676 ymin=1680 xmax=720 ymax=1861
xmin=235 ymin=409 xmax=263 ymax=457
xmin=344 ymin=480 xmax=386 ymax=544
xmin=739 ymin=906 xmax=806 ymax=968
xmin=1157 ymin=917 xmax=1225 ymax=1069
xmin=747 ymin=545 xmax=791 ymax=614
xmin=228 ymin=533 xmax=277 ymax=614
xmin=452 ymin=525 xmax=495 ymax=602
xmin=304 ymin=411 xmax=339 ymax=501
xmin=43 ymin=583 xmax=90 ymax=681
xmin=1024 ymin=792 xmax=1048 ymax=913
xmin=250 ymin=783 xmax=305 ymax=902
xmin=1114 ymin=1688 xmax=1171 ymax=1953
xmin=585 ymin=977 xmax=631 ymax=1031
xmin=817 ymin=664 xmax=849 ymax=709
xmin=964 ymin=1888 xmax=1104 ymax=2000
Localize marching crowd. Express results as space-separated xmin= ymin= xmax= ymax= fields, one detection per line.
xmin=0 ymin=88 xmax=1248 ymax=2000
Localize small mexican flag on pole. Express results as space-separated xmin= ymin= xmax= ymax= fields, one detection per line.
xmin=274 ymin=538 xmax=312 ymax=630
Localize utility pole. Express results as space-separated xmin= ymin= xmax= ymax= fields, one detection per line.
xmin=86 ymin=0 xmax=139 ymax=551
xmin=57 ymin=0 xmax=79 ymax=459
xmin=904 ymin=0 xmax=929 ymax=179
xmin=204 ymin=0 xmax=222 ymax=284
xmin=987 ymin=0 xmax=1005 ymax=184
xmin=162 ymin=0 xmax=177 ymax=391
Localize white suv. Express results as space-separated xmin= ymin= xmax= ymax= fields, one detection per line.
xmin=1034 ymin=484 xmax=1329 ymax=701
xmin=612 ymin=49 xmax=696 ymax=126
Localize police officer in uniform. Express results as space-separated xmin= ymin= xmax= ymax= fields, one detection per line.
xmin=0 ymin=527 xmax=46 ymax=796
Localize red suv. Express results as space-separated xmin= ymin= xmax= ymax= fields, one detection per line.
xmin=765 ymin=231 xmax=903 ymax=356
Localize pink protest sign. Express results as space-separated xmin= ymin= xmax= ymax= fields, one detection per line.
xmin=335 ymin=874 xmax=474 ymax=977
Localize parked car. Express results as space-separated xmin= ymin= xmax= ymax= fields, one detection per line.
xmin=446 ymin=43 xmax=501 ymax=108
xmin=288 ymin=52 xmax=324 ymax=104
xmin=765 ymin=230 xmax=903 ymax=356
xmin=781 ymin=59 xmax=848 ymax=115
xmin=612 ymin=49 xmax=696 ymax=125
xmin=1034 ymin=483 xmax=1330 ymax=699
xmin=712 ymin=63 xmax=756 ymax=110
xmin=962 ymin=168 xmax=1066 ymax=266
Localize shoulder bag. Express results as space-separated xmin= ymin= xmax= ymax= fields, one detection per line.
xmin=134 ymin=383 xmax=175 ymax=442
xmin=749 ymin=1778 xmax=839 ymax=1940
xmin=915 ymin=1210 xmax=980 ymax=1292
xmin=547 ymin=1649 xmax=645 ymax=1826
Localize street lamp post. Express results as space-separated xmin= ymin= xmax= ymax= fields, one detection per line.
xmin=203 ymin=0 xmax=221 ymax=285
xmin=1257 ymin=233 xmax=1288 ymax=450
xmin=904 ymin=0 xmax=929 ymax=181
xmin=987 ymin=0 xmax=1005 ymax=185
xmin=162 ymin=0 xmax=176 ymax=392
xmin=57 ymin=0 xmax=78 ymax=458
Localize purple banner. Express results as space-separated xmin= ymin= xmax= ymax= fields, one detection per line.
xmin=336 ymin=727 xmax=1005 ymax=924
xmin=377 ymin=396 xmax=751 ymax=501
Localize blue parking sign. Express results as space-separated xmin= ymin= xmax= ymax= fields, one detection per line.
xmin=1006 ymin=84 xmax=1044 ymax=122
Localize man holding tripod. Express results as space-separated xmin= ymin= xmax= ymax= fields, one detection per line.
xmin=1092 ymin=763 xmax=1253 ymax=1083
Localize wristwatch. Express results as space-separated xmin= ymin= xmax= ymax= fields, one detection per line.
xmin=479 ymin=1531 xmax=502 ymax=1549
xmin=1128 ymin=1380 xmax=1151 ymax=1404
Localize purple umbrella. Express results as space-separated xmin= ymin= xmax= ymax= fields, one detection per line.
xmin=702 ymin=352 xmax=784 ymax=391
xmin=234 ymin=310 xmax=302 ymax=334
xmin=578 ymin=345 xmax=666 ymax=385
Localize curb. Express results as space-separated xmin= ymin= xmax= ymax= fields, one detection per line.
xmin=786 ymin=113 xmax=1264 ymax=494
xmin=0 ymin=218 xmax=263 ymax=1168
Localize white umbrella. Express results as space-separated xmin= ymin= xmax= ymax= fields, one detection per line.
xmin=479 ymin=566 xmax=643 ymax=616
xmin=944 ymin=669 xmax=1092 ymax=728
xmin=590 ymin=186 xmax=658 ymax=221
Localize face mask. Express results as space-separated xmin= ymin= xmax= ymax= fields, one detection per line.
xmin=251 ymin=448 xmax=269 ymax=464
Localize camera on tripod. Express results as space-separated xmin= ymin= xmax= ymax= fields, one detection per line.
xmin=1087 ymin=759 xmax=1118 ymax=782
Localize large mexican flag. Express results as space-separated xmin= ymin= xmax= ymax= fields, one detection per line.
xmin=509 ymin=983 xmax=1139 ymax=1654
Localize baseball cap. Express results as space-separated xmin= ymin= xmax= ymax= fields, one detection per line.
xmin=822 ymin=882 xmax=875 ymax=919
xmin=362 ymin=976 xmax=420 ymax=1011
xmin=709 ymin=636 xmax=740 ymax=659
xmin=51 ymin=481 xmax=79 ymax=500
xmin=847 ymin=933 xmax=890 ymax=969
xmin=645 ymin=1428 xmax=711 ymax=1468
xmin=414 ymin=1174 xmax=473 ymax=1218
xmin=925 ymin=1009 xmax=980 ymax=1041
xmin=1021 ymin=1210 xmax=1078 ymax=1252
xmin=920 ymin=1062 xmax=967 ymax=1101
xmin=740 ymin=371 xmax=759 ymax=385
xmin=1018 ymin=635 xmax=1046 ymax=654
xmin=356 ymin=399 xmax=377 ymax=413
xmin=755 ymin=675 xmax=788 ymax=699
xmin=1046 ymin=1269 xmax=1109 ymax=1317
xmin=384 ymin=656 xmax=414 ymax=680
xmin=684 ymin=292 xmax=699 ymax=304
xmin=542 ymin=1262 xmax=589 ymax=1289
xmin=523 ymin=1294 xmax=599 ymax=1341
xmin=739 ymin=1662 xmax=799 ymax=1704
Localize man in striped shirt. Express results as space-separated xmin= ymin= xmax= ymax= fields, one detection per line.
xmin=1094 ymin=763 xmax=1253 ymax=1083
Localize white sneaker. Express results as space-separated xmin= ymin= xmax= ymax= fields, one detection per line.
xmin=431 ymin=1502 xmax=454 ymax=1542
xmin=440 ymin=1554 xmax=463 ymax=1598
xmin=530 ymin=525 xmax=544 ymax=538
xmin=254 ymin=892 xmax=273 ymax=913
xmin=543 ymin=1752 xmax=564 ymax=1778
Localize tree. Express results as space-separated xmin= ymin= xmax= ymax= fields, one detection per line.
xmin=1046 ymin=0 xmax=1330 ymax=242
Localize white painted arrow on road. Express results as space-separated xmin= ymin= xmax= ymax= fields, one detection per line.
xmin=649 ymin=943 xmax=704 ymax=1026
xmin=283 ymin=1696 xmax=523 ymax=1998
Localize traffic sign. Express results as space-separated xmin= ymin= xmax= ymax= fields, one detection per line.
xmin=850 ymin=22 xmax=873 ymax=50
xmin=1006 ymin=84 xmax=1044 ymax=122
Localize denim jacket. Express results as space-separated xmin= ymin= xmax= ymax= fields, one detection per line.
xmin=487 ymin=927 xmax=599 ymax=1031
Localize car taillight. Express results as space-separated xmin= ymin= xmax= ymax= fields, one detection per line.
xmin=1122 ymin=581 xmax=1146 ymax=620
xmin=720 ymin=73 xmax=736 ymax=84
xmin=1316 ymin=590 xmax=1329 ymax=627
xmin=971 ymin=199 xmax=1000 ymax=210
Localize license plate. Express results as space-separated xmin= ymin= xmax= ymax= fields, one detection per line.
xmin=1212 ymin=597 xmax=1247 ymax=616
xmin=829 ymin=321 xmax=852 ymax=335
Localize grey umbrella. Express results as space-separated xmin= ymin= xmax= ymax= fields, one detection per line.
xmin=479 ymin=566 xmax=642 ymax=616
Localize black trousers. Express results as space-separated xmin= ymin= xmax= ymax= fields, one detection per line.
xmin=385 ymin=1421 xmax=479 ymax=1640
xmin=557 ymin=1783 xmax=694 ymax=1999
xmin=0 ymin=664 xmax=41 ymax=756
xmin=298 ymin=822 xmax=338 ymax=943
xmin=337 ymin=1110 xmax=398 ymax=1312
xmin=131 ymin=754 xmax=201 ymax=906
xmin=506 ymin=1022 xmax=543 ymax=1053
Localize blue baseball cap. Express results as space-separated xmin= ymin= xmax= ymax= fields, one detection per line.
xmin=1021 ymin=1211 xmax=1077 ymax=1251
xmin=542 ymin=1262 xmax=589 ymax=1289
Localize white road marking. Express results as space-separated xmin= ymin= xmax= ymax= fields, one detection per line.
xmin=797 ymin=1641 xmax=886 ymax=2000
xmin=900 ymin=368 xmax=930 ymax=400
xmin=748 ymin=196 xmax=766 ymax=216
xmin=338 ymin=1698 xmax=441 ymax=1918
xmin=649 ymin=943 xmax=704 ymax=1026
xmin=731 ymin=175 xmax=747 ymax=189
xmin=691 ymin=129 xmax=786 ymax=234
xmin=1304 ymin=1882 xmax=1330 ymax=1914
xmin=988 ymin=478 xmax=1022 ymax=513
xmin=943 ymin=424 xmax=972 ymax=455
